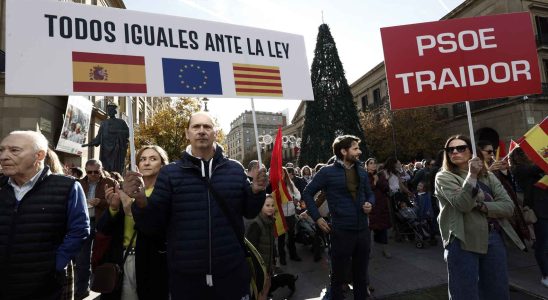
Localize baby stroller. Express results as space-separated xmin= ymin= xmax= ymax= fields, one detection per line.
xmin=391 ymin=193 xmax=433 ymax=248
xmin=295 ymin=216 xmax=316 ymax=246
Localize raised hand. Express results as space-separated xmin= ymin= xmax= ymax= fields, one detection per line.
xmin=252 ymin=167 xmax=268 ymax=194
xmin=123 ymin=167 xmax=147 ymax=207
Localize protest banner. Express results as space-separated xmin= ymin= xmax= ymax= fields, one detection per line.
xmin=381 ymin=12 xmax=542 ymax=154
xmin=5 ymin=0 xmax=313 ymax=100
xmin=381 ymin=12 xmax=541 ymax=110
xmin=56 ymin=95 xmax=93 ymax=155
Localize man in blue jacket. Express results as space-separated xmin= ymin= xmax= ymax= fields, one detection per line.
xmin=0 ymin=130 xmax=90 ymax=300
xmin=124 ymin=112 xmax=267 ymax=299
xmin=303 ymin=135 xmax=375 ymax=300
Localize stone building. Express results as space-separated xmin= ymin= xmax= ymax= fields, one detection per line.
xmin=226 ymin=110 xmax=286 ymax=164
xmin=350 ymin=0 xmax=548 ymax=150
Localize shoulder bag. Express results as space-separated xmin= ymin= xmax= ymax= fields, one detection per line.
xmin=90 ymin=230 xmax=137 ymax=294
xmin=205 ymin=179 xmax=267 ymax=300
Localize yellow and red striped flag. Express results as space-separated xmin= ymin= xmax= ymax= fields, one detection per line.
xmin=520 ymin=117 xmax=548 ymax=175
xmin=270 ymin=127 xmax=290 ymax=237
xmin=72 ymin=51 xmax=147 ymax=93
xmin=233 ymin=63 xmax=283 ymax=97
xmin=534 ymin=175 xmax=548 ymax=190
xmin=496 ymin=140 xmax=507 ymax=161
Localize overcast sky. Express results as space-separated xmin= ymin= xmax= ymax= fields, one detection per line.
xmin=124 ymin=0 xmax=465 ymax=132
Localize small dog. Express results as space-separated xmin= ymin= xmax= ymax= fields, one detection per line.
xmin=269 ymin=273 xmax=298 ymax=297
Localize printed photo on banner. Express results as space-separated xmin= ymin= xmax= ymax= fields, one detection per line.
xmin=56 ymin=95 xmax=93 ymax=155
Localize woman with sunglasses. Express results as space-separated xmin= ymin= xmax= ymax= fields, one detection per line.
xmin=96 ymin=145 xmax=170 ymax=300
xmin=436 ymin=135 xmax=525 ymax=300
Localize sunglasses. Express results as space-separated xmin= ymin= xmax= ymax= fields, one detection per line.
xmin=86 ymin=170 xmax=100 ymax=175
xmin=482 ymin=149 xmax=494 ymax=155
xmin=445 ymin=145 xmax=468 ymax=153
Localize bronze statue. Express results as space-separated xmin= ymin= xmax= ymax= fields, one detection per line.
xmin=82 ymin=103 xmax=129 ymax=174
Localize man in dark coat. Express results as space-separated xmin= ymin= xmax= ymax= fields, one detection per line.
xmin=0 ymin=131 xmax=89 ymax=300
xmin=303 ymin=135 xmax=375 ymax=300
xmin=124 ymin=112 xmax=267 ymax=299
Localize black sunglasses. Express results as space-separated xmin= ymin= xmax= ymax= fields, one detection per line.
xmin=445 ymin=145 xmax=468 ymax=153
xmin=86 ymin=170 xmax=100 ymax=175
xmin=483 ymin=149 xmax=494 ymax=155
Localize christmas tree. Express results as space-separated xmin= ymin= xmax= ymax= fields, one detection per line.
xmin=299 ymin=23 xmax=368 ymax=166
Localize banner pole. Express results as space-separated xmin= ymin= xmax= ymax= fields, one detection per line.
xmin=250 ymin=98 xmax=263 ymax=168
xmin=465 ymin=101 xmax=477 ymax=156
xmin=126 ymin=97 xmax=137 ymax=172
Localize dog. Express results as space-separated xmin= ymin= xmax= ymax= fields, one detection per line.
xmin=269 ymin=273 xmax=298 ymax=298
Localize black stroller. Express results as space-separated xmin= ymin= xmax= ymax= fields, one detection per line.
xmin=391 ymin=192 xmax=436 ymax=248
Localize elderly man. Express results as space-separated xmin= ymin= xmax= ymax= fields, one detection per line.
xmin=124 ymin=112 xmax=267 ymax=299
xmin=0 ymin=131 xmax=90 ymax=300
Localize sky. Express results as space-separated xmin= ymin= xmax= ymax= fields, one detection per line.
xmin=123 ymin=0 xmax=465 ymax=132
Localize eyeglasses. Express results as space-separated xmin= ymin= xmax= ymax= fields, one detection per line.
xmin=482 ymin=149 xmax=494 ymax=155
xmin=86 ymin=170 xmax=100 ymax=175
xmin=445 ymin=145 xmax=468 ymax=153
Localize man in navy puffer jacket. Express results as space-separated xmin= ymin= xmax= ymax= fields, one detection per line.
xmin=303 ymin=135 xmax=375 ymax=300
xmin=124 ymin=112 xmax=267 ymax=299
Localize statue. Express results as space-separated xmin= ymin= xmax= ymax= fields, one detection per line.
xmin=82 ymin=103 xmax=129 ymax=174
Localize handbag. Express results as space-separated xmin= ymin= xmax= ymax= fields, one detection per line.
xmin=90 ymin=231 xmax=137 ymax=294
xmin=522 ymin=206 xmax=538 ymax=224
xmin=205 ymin=179 xmax=267 ymax=300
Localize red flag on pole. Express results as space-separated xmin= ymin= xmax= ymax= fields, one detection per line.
xmin=269 ymin=126 xmax=290 ymax=237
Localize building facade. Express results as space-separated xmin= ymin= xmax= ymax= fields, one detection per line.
xmin=226 ymin=111 xmax=286 ymax=164
xmin=0 ymin=0 xmax=169 ymax=170
xmin=350 ymin=0 xmax=548 ymax=150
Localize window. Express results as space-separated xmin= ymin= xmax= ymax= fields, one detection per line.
xmin=535 ymin=16 xmax=548 ymax=47
xmin=373 ymin=88 xmax=382 ymax=107
xmin=361 ymin=95 xmax=368 ymax=112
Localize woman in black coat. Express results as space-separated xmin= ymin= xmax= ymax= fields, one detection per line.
xmin=95 ymin=145 xmax=170 ymax=299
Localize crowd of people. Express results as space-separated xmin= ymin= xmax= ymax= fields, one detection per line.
xmin=0 ymin=111 xmax=546 ymax=300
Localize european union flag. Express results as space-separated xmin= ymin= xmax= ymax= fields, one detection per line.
xmin=162 ymin=58 xmax=223 ymax=95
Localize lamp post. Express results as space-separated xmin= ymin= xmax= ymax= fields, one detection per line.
xmin=202 ymin=97 xmax=209 ymax=112
xmin=258 ymin=134 xmax=302 ymax=160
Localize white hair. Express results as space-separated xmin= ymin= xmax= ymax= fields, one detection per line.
xmin=9 ymin=130 xmax=49 ymax=152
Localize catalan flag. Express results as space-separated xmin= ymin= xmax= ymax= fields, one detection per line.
xmin=72 ymin=51 xmax=147 ymax=93
xmin=233 ymin=63 xmax=283 ymax=97
xmin=520 ymin=117 xmax=548 ymax=175
xmin=270 ymin=127 xmax=290 ymax=237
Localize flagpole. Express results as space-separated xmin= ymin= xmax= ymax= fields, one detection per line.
xmin=126 ymin=97 xmax=136 ymax=172
xmin=465 ymin=101 xmax=477 ymax=156
xmin=250 ymin=98 xmax=262 ymax=167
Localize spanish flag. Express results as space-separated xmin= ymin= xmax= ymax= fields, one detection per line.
xmin=270 ymin=127 xmax=290 ymax=237
xmin=72 ymin=51 xmax=147 ymax=93
xmin=534 ymin=175 xmax=548 ymax=190
xmin=520 ymin=117 xmax=548 ymax=175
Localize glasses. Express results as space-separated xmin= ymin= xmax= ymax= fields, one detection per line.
xmin=445 ymin=145 xmax=468 ymax=154
xmin=86 ymin=170 xmax=100 ymax=175
xmin=482 ymin=149 xmax=494 ymax=155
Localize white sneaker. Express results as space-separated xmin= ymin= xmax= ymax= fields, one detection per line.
xmin=541 ymin=277 xmax=548 ymax=288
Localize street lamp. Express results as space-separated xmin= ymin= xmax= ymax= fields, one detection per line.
xmin=202 ymin=97 xmax=209 ymax=112
xmin=258 ymin=134 xmax=301 ymax=151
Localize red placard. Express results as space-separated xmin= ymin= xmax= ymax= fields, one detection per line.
xmin=381 ymin=12 xmax=542 ymax=110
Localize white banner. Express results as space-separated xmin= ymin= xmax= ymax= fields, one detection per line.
xmin=6 ymin=0 xmax=313 ymax=100
xmin=56 ymin=95 xmax=93 ymax=155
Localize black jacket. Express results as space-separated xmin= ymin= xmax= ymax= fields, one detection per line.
xmin=0 ymin=169 xmax=75 ymax=300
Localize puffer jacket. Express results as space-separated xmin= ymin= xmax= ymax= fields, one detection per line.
xmin=303 ymin=160 xmax=375 ymax=231
xmin=132 ymin=146 xmax=265 ymax=277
